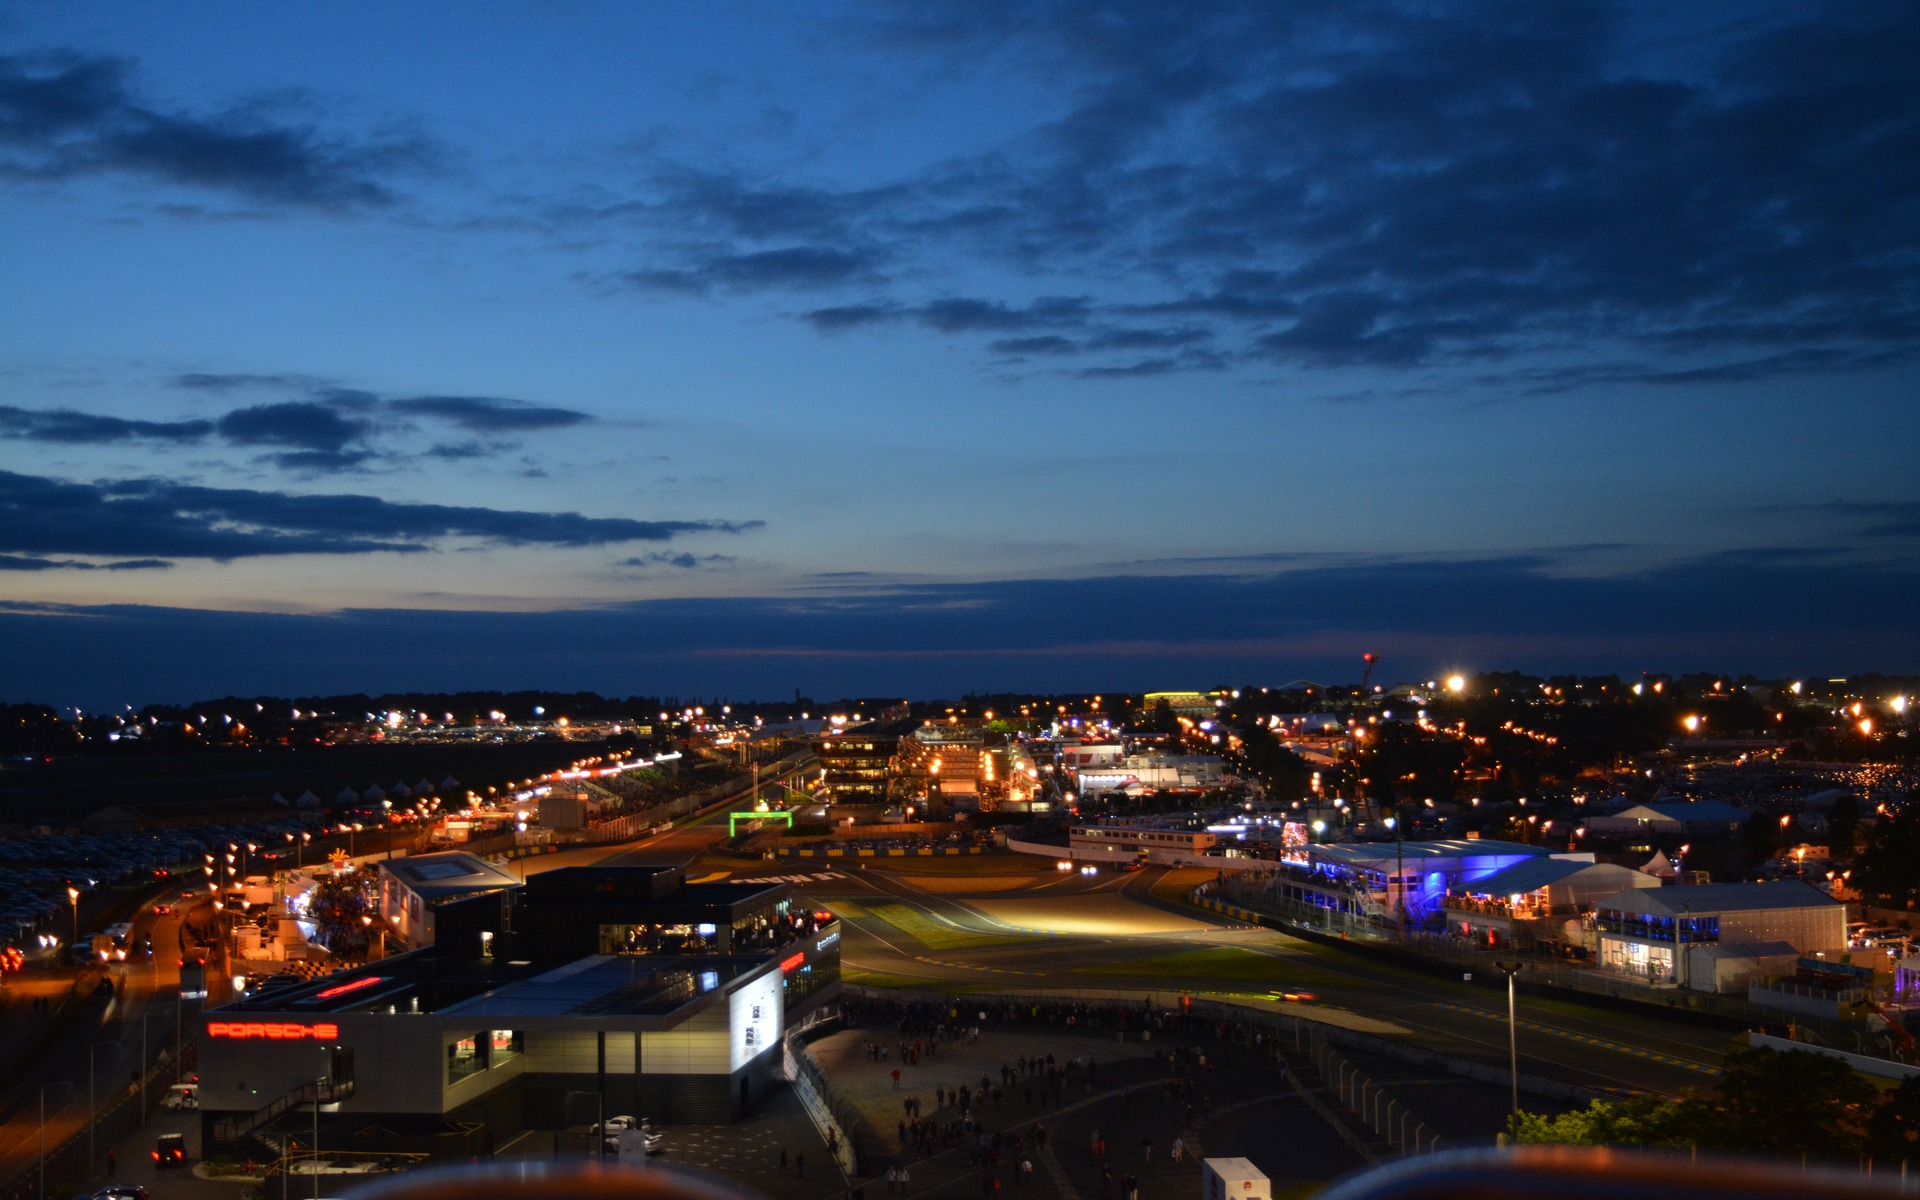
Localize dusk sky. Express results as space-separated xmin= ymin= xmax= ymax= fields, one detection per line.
xmin=3 ymin=2 xmax=1918 ymax=708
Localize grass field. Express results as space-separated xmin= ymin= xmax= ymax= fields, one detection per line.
xmin=842 ymin=968 xmax=955 ymax=989
xmin=865 ymin=902 xmax=1025 ymax=950
xmin=1149 ymin=867 xmax=1215 ymax=904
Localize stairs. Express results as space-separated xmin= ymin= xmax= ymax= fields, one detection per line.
xmin=213 ymin=1076 xmax=356 ymax=1146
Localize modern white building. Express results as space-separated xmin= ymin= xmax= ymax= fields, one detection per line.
xmin=1585 ymin=800 xmax=1748 ymax=836
xmin=1443 ymin=858 xmax=1658 ymax=949
xmin=378 ymin=852 xmax=524 ymax=949
xmin=1075 ymin=754 xmax=1228 ymax=796
xmin=1593 ymin=880 xmax=1846 ymax=990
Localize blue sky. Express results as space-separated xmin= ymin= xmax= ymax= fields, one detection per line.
xmin=2 ymin=2 xmax=1917 ymax=706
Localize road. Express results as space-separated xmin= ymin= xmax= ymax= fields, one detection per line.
xmin=0 ymin=887 xmax=208 ymax=1192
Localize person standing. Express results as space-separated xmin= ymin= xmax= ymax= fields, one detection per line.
xmin=780 ymin=1148 xmax=789 ymax=1175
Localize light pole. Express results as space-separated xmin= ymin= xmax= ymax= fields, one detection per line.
xmin=88 ymin=1041 xmax=113 ymax=1171
xmin=68 ymin=886 xmax=80 ymax=949
xmin=1494 ymin=961 xmax=1522 ymax=1123
xmin=39 ymin=1081 xmax=71 ymax=1200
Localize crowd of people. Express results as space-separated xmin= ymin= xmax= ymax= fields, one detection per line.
xmin=820 ymin=991 xmax=1296 ymax=1197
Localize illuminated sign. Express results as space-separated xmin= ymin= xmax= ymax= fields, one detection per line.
xmin=780 ymin=951 xmax=807 ymax=972
xmin=816 ymin=931 xmax=840 ymax=951
xmin=314 ymin=975 xmax=385 ymax=1000
xmin=208 ymin=1022 xmax=339 ymax=1041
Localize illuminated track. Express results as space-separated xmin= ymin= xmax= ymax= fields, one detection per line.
xmin=804 ymin=859 xmax=1723 ymax=1098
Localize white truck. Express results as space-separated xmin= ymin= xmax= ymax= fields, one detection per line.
xmin=1202 ymin=1158 xmax=1270 ymax=1200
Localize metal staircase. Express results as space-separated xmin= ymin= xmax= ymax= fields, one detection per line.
xmin=213 ymin=1076 xmax=356 ymax=1146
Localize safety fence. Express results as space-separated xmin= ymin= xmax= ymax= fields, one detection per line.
xmin=786 ymin=1022 xmax=878 ymax=1179
xmin=1307 ymin=1030 xmax=1442 ymax=1157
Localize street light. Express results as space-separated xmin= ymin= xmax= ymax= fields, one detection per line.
xmin=39 ymin=1080 xmax=73 ymax=1200
xmin=68 ymin=886 xmax=80 ymax=947
xmin=1493 ymin=961 xmax=1522 ymax=1124
xmin=88 ymin=1041 xmax=114 ymax=1171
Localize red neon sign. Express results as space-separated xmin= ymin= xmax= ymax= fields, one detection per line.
xmin=314 ymin=975 xmax=386 ymax=1000
xmin=208 ymin=1022 xmax=340 ymax=1041
xmin=779 ymin=952 xmax=806 ymax=972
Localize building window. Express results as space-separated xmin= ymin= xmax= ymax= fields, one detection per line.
xmin=489 ymin=1030 xmax=522 ymax=1063
xmin=447 ymin=1034 xmax=487 ymax=1084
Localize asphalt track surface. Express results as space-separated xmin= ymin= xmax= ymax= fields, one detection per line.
xmin=766 ymin=861 xmax=1730 ymax=1100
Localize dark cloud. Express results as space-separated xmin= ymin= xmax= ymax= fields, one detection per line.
xmin=1810 ymin=501 xmax=1920 ymax=540
xmin=215 ymin=401 xmax=368 ymax=453
xmin=0 ymin=384 xmax=599 ymax=472
xmin=916 ymin=296 xmax=1089 ymax=333
xmin=0 ymin=404 xmax=213 ymax=444
xmin=636 ymin=3 xmax=1920 ymax=383
xmin=167 ymin=372 xmax=312 ymax=392
xmin=5 ymin=552 xmax=1916 ymax=708
xmin=0 ymin=52 xmax=430 ymax=208
xmin=0 ymin=468 xmax=762 ymax=562
xmin=798 ymin=302 xmax=901 ymax=331
xmin=802 ymin=295 xmax=1090 ymax=334
xmin=618 ymin=551 xmax=739 ymax=571
xmin=0 ymin=553 xmax=171 ymax=571
xmin=388 ymin=395 xmax=592 ymax=433
xmin=989 ymin=335 xmax=1078 ymax=356
xmin=612 ymin=246 xmax=881 ymax=295
xmin=1072 ymin=358 xmax=1181 ymax=379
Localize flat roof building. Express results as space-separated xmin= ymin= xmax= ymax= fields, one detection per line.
xmin=378 ymin=852 xmax=523 ymax=950
xmin=1593 ymin=880 xmax=1845 ymax=990
xmin=201 ymin=865 xmax=840 ymax=1158
xmin=1444 ymin=858 xmax=1657 ymax=950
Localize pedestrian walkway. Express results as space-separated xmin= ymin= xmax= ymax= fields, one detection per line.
xmin=807 ymin=1024 xmax=1158 ymax=1199
xmin=491 ymin=1083 xmax=846 ymax=1200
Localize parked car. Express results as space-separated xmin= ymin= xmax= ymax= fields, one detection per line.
xmin=152 ymin=1134 xmax=187 ymax=1168
xmin=589 ymin=1114 xmax=639 ymax=1135
xmin=82 ymin=1187 xmax=150 ymax=1200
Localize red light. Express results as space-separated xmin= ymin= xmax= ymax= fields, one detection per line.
xmin=208 ymin=1021 xmax=339 ymax=1040
xmin=314 ymin=975 xmax=385 ymax=1000
xmin=780 ymin=952 xmax=806 ymax=972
